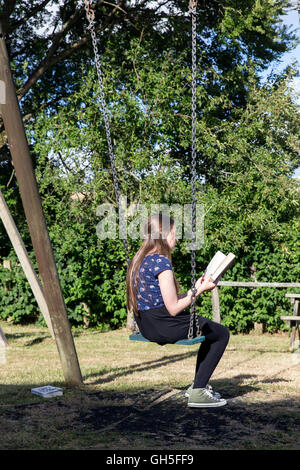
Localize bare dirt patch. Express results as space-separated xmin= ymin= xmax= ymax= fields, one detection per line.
xmin=0 ymin=323 xmax=299 ymax=450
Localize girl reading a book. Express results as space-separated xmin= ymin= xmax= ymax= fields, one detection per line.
xmin=126 ymin=213 xmax=230 ymax=408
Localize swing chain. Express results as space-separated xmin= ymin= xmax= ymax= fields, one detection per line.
xmin=85 ymin=0 xmax=201 ymax=338
xmin=188 ymin=0 xmax=202 ymax=340
xmin=84 ymin=0 xmax=130 ymax=266
xmin=84 ymin=0 xmax=95 ymax=23
xmin=189 ymin=0 xmax=198 ymax=13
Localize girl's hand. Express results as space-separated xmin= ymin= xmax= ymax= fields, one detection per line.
xmin=195 ymin=274 xmax=217 ymax=295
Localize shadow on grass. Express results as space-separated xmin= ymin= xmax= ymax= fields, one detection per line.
xmin=0 ymin=377 xmax=299 ymax=450
xmin=3 ymin=331 xmax=51 ymax=347
xmin=84 ymin=349 xmax=198 ymax=385
xmin=84 ymin=343 xmax=293 ymax=389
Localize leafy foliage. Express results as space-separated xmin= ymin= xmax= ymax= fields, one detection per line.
xmin=0 ymin=260 xmax=38 ymax=324
xmin=0 ymin=1 xmax=299 ymax=332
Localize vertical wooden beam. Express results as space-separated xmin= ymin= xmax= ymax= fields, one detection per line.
xmin=0 ymin=325 xmax=7 ymax=366
xmin=0 ymin=189 xmax=55 ymax=338
xmin=0 ymin=325 xmax=8 ymax=348
xmin=0 ymin=25 xmax=82 ymax=386
xmin=212 ymin=286 xmax=221 ymax=323
xmin=290 ymin=298 xmax=300 ymax=351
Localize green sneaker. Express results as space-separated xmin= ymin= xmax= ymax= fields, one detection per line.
xmin=188 ymin=387 xmax=227 ymax=408
xmin=185 ymin=383 xmax=221 ymax=400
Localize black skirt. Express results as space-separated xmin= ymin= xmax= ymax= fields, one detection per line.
xmin=134 ymin=304 xmax=202 ymax=346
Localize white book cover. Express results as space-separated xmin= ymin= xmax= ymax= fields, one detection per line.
xmin=205 ymin=251 xmax=235 ymax=282
xmin=205 ymin=251 xmax=226 ymax=276
xmin=31 ymin=385 xmax=63 ymax=398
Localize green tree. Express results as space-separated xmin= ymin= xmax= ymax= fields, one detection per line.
xmin=0 ymin=0 xmax=299 ymax=331
xmin=0 ymin=0 xmax=297 ymax=160
xmin=28 ymin=35 xmax=299 ymax=331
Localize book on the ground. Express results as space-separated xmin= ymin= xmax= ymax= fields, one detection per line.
xmin=205 ymin=251 xmax=235 ymax=282
xmin=31 ymin=385 xmax=63 ymax=398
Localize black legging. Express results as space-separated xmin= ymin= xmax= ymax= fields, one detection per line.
xmin=193 ymin=317 xmax=230 ymax=388
xmin=135 ymin=306 xmax=230 ymax=389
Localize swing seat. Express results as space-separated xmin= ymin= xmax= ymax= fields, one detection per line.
xmin=129 ymin=332 xmax=205 ymax=345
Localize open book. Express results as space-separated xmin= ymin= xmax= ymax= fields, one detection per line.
xmin=205 ymin=251 xmax=235 ymax=282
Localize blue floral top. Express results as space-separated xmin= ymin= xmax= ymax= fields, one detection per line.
xmin=135 ymin=254 xmax=173 ymax=311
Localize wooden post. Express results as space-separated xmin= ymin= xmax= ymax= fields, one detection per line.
xmin=0 ymin=25 xmax=82 ymax=386
xmin=0 ymin=325 xmax=7 ymax=366
xmin=3 ymin=259 xmax=11 ymax=270
xmin=289 ymin=296 xmax=300 ymax=351
xmin=211 ymin=286 xmax=221 ymax=323
xmin=0 ymin=325 xmax=8 ymax=348
xmin=0 ymin=190 xmax=55 ymax=338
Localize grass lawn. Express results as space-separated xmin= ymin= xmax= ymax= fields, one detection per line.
xmin=0 ymin=320 xmax=299 ymax=450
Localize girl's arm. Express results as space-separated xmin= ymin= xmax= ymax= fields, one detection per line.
xmin=158 ymin=270 xmax=216 ymax=316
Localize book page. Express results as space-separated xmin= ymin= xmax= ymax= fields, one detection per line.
xmin=211 ymin=253 xmax=235 ymax=281
xmin=205 ymin=251 xmax=226 ymax=276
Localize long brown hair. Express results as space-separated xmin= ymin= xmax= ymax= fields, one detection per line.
xmin=126 ymin=213 xmax=180 ymax=316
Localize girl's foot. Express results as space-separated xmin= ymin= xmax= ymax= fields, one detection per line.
xmin=188 ymin=387 xmax=227 ymax=408
xmin=185 ymin=383 xmax=221 ymax=399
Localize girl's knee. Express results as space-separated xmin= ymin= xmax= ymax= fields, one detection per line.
xmin=201 ymin=319 xmax=230 ymax=344
xmin=221 ymin=325 xmax=230 ymax=344
xmin=213 ymin=322 xmax=230 ymax=343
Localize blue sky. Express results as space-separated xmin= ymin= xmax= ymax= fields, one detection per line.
xmin=273 ymin=6 xmax=300 ymax=75
xmin=268 ymin=5 xmax=300 ymax=178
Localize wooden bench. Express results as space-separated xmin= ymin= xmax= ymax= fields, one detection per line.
xmin=280 ymin=293 xmax=300 ymax=351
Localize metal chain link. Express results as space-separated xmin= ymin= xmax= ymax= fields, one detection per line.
xmin=83 ymin=0 xmax=130 ymax=267
xmin=188 ymin=1 xmax=202 ymax=339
